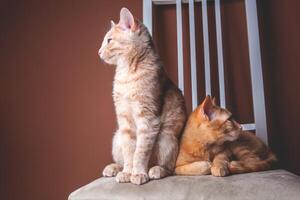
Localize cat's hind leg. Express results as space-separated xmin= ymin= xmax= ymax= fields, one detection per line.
xmin=229 ymin=146 xmax=277 ymax=174
xmin=149 ymin=133 xmax=178 ymax=179
xmin=149 ymin=166 xmax=170 ymax=180
xmin=102 ymin=132 xmax=124 ymax=177
xmin=228 ymin=154 xmax=276 ymax=174
xmin=228 ymin=159 xmax=260 ymax=174
xmin=103 ymin=133 xmax=124 ymax=177
xmin=102 ymin=163 xmax=123 ymax=177
xmin=174 ymin=161 xmax=212 ymax=175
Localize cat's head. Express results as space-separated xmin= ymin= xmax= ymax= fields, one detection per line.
xmin=98 ymin=8 xmax=151 ymax=65
xmin=188 ymin=96 xmax=242 ymax=145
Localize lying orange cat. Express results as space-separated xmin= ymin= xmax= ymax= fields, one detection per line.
xmin=175 ymin=96 xmax=276 ymax=176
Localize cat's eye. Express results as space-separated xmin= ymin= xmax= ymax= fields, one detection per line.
xmin=107 ymin=38 xmax=112 ymax=44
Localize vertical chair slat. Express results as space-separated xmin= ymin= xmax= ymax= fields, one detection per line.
xmin=245 ymin=0 xmax=268 ymax=144
xmin=241 ymin=123 xmax=256 ymax=131
xmin=189 ymin=0 xmax=198 ymax=109
xmin=176 ymin=0 xmax=185 ymax=94
xmin=215 ymin=0 xmax=226 ymax=108
xmin=143 ymin=0 xmax=153 ymax=35
xmin=202 ymin=0 xmax=211 ymax=96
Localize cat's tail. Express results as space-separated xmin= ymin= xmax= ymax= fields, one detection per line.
xmin=228 ymin=151 xmax=277 ymax=174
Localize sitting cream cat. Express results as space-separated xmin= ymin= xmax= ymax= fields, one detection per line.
xmin=99 ymin=8 xmax=186 ymax=185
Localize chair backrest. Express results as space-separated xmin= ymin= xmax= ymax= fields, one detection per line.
xmin=143 ymin=0 xmax=268 ymax=145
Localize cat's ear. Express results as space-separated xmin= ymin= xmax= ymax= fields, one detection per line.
xmin=198 ymin=96 xmax=216 ymax=121
xmin=110 ymin=20 xmax=116 ymax=28
xmin=118 ymin=7 xmax=136 ymax=31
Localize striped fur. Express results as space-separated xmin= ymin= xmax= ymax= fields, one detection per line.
xmin=175 ymin=96 xmax=276 ymax=176
xmin=99 ymin=8 xmax=186 ymax=185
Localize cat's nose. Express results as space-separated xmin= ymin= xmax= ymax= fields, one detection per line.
xmin=98 ymin=49 xmax=102 ymax=55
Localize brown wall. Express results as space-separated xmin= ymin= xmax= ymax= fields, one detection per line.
xmin=259 ymin=0 xmax=300 ymax=174
xmin=0 ymin=1 xmax=142 ymax=200
xmin=1 ymin=0 xmax=300 ymax=200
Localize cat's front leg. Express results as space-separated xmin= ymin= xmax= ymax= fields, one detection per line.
xmin=115 ymin=130 xmax=135 ymax=183
xmin=114 ymin=116 xmax=136 ymax=183
xmin=131 ymin=117 xmax=160 ymax=185
xmin=211 ymin=151 xmax=230 ymax=177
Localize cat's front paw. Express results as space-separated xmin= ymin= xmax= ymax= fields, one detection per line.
xmin=130 ymin=173 xmax=149 ymax=185
xmin=116 ymin=171 xmax=131 ymax=183
xmin=103 ymin=163 xmax=122 ymax=177
xmin=211 ymin=165 xmax=229 ymax=177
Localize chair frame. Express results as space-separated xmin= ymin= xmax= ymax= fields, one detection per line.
xmin=143 ymin=0 xmax=268 ymax=144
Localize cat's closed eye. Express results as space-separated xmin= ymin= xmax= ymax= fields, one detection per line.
xmin=107 ymin=38 xmax=112 ymax=44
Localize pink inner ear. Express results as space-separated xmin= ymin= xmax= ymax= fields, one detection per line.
xmin=202 ymin=97 xmax=215 ymax=120
xmin=119 ymin=8 xmax=135 ymax=30
xmin=204 ymin=106 xmax=215 ymax=120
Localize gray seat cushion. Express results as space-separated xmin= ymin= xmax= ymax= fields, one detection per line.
xmin=69 ymin=170 xmax=300 ymax=200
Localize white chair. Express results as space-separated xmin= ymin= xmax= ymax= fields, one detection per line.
xmin=68 ymin=1 xmax=300 ymax=199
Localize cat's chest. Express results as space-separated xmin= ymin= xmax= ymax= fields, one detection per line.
xmin=192 ymin=147 xmax=210 ymax=160
xmin=113 ymin=69 xmax=145 ymax=101
xmin=113 ymin=80 xmax=140 ymax=101
xmin=189 ymin=142 xmax=221 ymax=161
